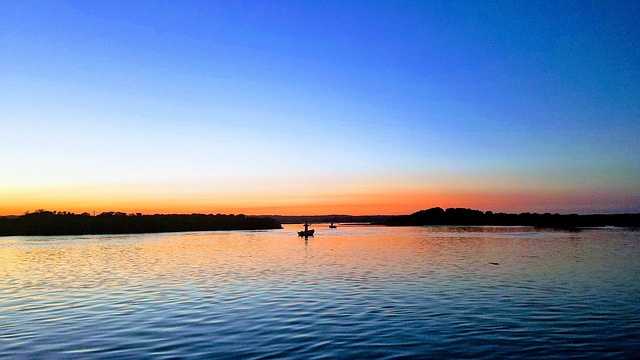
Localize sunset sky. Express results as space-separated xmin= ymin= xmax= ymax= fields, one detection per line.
xmin=1 ymin=1 xmax=639 ymax=215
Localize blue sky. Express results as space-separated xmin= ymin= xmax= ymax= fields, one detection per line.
xmin=1 ymin=0 xmax=639 ymax=214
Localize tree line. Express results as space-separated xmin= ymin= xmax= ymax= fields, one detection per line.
xmin=385 ymin=207 xmax=640 ymax=228
xmin=0 ymin=210 xmax=282 ymax=236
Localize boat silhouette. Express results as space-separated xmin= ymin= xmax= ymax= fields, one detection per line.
xmin=298 ymin=222 xmax=314 ymax=236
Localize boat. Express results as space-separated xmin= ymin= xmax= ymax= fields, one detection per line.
xmin=298 ymin=222 xmax=314 ymax=237
xmin=329 ymin=222 xmax=337 ymax=228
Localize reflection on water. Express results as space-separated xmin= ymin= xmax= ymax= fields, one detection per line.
xmin=1 ymin=225 xmax=639 ymax=358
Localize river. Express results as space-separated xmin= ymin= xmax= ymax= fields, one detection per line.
xmin=1 ymin=224 xmax=638 ymax=358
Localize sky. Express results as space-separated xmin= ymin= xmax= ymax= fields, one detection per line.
xmin=1 ymin=0 xmax=639 ymax=215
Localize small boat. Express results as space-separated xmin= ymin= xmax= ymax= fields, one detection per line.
xmin=298 ymin=229 xmax=315 ymax=236
xmin=298 ymin=222 xmax=314 ymax=237
xmin=329 ymin=222 xmax=337 ymax=228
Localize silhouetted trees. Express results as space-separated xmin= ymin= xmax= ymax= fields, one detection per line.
xmin=2 ymin=207 xmax=637 ymax=237
xmin=0 ymin=211 xmax=281 ymax=236
xmin=386 ymin=207 xmax=640 ymax=228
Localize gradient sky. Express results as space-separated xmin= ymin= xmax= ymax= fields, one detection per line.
xmin=1 ymin=0 xmax=639 ymax=215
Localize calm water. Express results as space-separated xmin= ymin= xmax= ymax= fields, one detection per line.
xmin=1 ymin=225 xmax=639 ymax=359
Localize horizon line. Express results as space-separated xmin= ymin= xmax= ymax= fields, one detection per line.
xmin=5 ymin=208 xmax=640 ymax=218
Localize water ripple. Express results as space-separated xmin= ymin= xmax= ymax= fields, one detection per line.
xmin=1 ymin=226 xmax=639 ymax=358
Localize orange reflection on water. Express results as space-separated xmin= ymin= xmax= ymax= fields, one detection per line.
xmin=2 ymin=224 xmax=637 ymax=294
xmin=0 ymin=227 xmax=443 ymax=299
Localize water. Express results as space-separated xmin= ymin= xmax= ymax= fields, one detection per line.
xmin=1 ymin=225 xmax=639 ymax=358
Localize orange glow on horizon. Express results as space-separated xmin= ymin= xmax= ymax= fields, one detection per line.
xmin=1 ymin=184 xmax=637 ymax=216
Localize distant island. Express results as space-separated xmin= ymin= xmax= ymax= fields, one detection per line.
xmin=0 ymin=210 xmax=281 ymax=236
xmin=385 ymin=207 xmax=640 ymax=228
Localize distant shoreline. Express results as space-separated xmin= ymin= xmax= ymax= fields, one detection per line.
xmin=0 ymin=211 xmax=281 ymax=237
xmin=384 ymin=207 xmax=640 ymax=228
xmin=1 ymin=208 xmax=638 ymax=237
xmin=271 ymin=209 xmax=640 ymax=228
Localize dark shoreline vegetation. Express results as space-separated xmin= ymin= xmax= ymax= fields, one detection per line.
xmin=0 ymin=210 xmax=282 ymax=236
xmin=1 ymin=207 xmax=638 ymax=237
xmin=384 ymin=207 xmax=640 ymax=228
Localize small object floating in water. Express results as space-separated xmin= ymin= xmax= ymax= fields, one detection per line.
xmin=489 ymin=262 xmax=500 ymax=265
xmin=298 ymin=222 xmax=315 ymax=237
xmin=329 ymin=222 xmax=337 ymax=228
